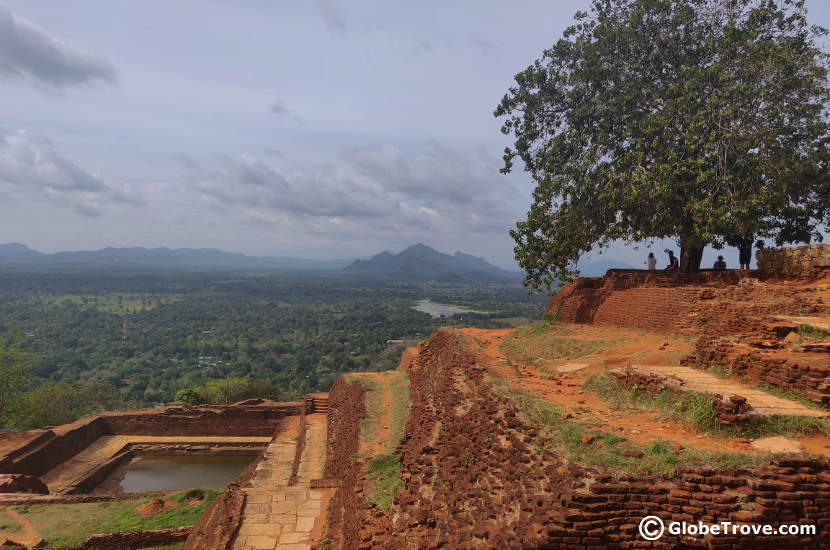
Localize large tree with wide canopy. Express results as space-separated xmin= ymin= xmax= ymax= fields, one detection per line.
xmin=496 ymin=0 xmax=830 ymax=288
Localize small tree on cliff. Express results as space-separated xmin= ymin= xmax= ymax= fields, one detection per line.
xmin=0 ymin=343 xmax=27 ymax=418
xmin=496 ymin=0 xmax=830 ymax=288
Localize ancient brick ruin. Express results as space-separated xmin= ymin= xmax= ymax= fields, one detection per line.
xmin=757 ymin=244 xmax=830 ymax=278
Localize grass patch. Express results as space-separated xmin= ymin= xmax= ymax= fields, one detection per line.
xmin=12 ymin=489 xmax=218 ymax=546
xmin=500 ymin=324 xmax=625 ymax=372
xmin=756 ymin=383 xmax=830 ymax=411
xmin=487 ymin=375 xmax=767 ymax=476
xmin=387 ymin=372 xmax=411 ymax=454
xmin=584 ymin=371 xmax=830 ymax=439
xmin=0 ymin=509 xmax=22 ymax=534
xmin=706 ymin=364 xmax=731 ymax=379
xmin=366 ymin=455 xmax=402 ymax=511
xmin=798 ymin=324 xmax=830 ymax=340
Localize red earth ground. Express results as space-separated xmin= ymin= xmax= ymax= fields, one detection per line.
xmin=459 ymin=325 xmax=830 ymax=456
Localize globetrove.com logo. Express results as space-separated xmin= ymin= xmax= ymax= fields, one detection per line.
xmin=638 ymin=515 xmax=816 ymax=541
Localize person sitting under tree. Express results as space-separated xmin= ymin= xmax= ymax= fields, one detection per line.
xmin=664 ymin=250 xmax=679 ymax=272
xmin=713 ymin=255 xmax=726 ymax=271
xmin=644 ymin=252 xmax=656 ymax=270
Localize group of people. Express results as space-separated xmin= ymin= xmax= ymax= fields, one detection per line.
xmin=644 ymin=240 xmax=753 ymax=272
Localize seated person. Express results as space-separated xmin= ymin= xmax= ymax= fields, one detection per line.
xmin=713 ymin=255 xmax=726 ymax=271
xmin=664 ymin=250 xmax=679 ymax=272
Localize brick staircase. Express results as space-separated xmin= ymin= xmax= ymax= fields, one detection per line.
xmin=303 ymin=393 xmax=329 ymax=414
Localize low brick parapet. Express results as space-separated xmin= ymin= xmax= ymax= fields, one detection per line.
xmin=757 ymin=244 xmax=830 ymax=278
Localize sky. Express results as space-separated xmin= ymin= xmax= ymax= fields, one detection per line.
xmin=1 ymin=1 xmax=828 ymax=270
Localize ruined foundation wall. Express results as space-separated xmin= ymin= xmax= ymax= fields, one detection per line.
xmin=102 ymin=404 xmax=300 ymax=436
xmin=323 ymin=376 xmax=366 ymax=550
xmin=0 ymin=417 xmax=110 ymax=477
xmin=355 ymin=329 xmax=829 ymax=549
xmin=684 ymin=337 xmax=830 ymax=404
xmin=288 ymin=404 xmax=308 ymax=487
xmin=0 ymin=404 xmax=300 ymax=479
xmin=52 ymin=526 xmax=192 ymax=550
xmin=757 ymin=244 xmax=830 ymax=278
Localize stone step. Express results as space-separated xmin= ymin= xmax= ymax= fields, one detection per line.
xmin=303 ymin=393 xmax=330 ymax=414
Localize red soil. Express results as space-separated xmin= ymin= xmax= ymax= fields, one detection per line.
xmin=134 ymin=498 xmax=181 ymax=516
xmin=459 ymin=326 xmax=830 ymax=455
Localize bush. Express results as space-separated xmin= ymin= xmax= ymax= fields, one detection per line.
xmin=4 ymin=381 xmax=126 ymax=430
xmin=175 ymin=388 xmax=203 ymax=405
xmin=183 ymin=377 xmax=288 ymax=405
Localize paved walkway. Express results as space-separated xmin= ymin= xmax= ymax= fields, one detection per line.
xmin=631 ymin=365 xmax=829 ymax=417
xmin=40 ymin=435 xmax=272 ymax=493
xmin=235 ymin=414 xmax=331 ymax=550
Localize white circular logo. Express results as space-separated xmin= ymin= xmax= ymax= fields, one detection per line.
xmin=639 ymin=516 xmax=665 ymax=541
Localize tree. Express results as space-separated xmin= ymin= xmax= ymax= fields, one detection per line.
xmin=5 ymin=381 xmax=124 ymax=431
xmin=496 ymin=0 xmax=830 ymax=287
xmin=0 ymin=343 xmax=28 ymax=417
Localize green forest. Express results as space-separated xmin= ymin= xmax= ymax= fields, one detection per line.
xmin=0 ymin=270 xmax=545 ymax=430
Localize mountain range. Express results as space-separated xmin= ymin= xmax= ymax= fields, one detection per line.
xmin=0 ymin=243 xmax=635 ymax=281
xmin=0 ymin=242 xmax=519 ymax=281
xmin=0 ymin=243 xmax=352 ymax=271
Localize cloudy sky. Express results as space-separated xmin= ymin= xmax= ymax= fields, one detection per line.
xmin=1 ymin=1 xmax=829 ymax=269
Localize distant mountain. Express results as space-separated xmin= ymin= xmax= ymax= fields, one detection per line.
xmin=342 ymin=244 xmax=520 ymax=282
xmin=0 ymin=243 xmax=352 ymax=271
xmin=576 ymin=256 xmax=638 ymax=276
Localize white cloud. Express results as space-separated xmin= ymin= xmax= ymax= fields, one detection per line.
xmin=180 ymin=143 xmax=522 ymax=246
xmin=0 ymin=126 xmax=143 ymax=217
xmin=0 ymin=3 xmax=115 ymax=87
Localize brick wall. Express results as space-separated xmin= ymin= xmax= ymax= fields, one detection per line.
xmin=609 ymin=369 xmax=752 ymax=425
xmin=0 ymin=404 xmax=300 ymax=479
xmin=357 ymin=330 xmax=830 ymax=548
xmin=685 ymin=337 xmax=830 ymax=404
xmin=757 ymin=245 xmax=830 ymax=278
xmin=564 ymin=457 xmax=829 ymax=549
xmin=54 ymin=526 xmax=192 ymax=550
xmin=547 ymin=270 xmax=825 ymax=337
xmin=355 ymin=329 xmax=830 ymax=549
xmin=322 ymin=376 xmax=366 ymax=550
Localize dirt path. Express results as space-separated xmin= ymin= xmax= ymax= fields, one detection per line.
xmin=1 ymin=506 xmax=42 ymax=547
xmin=459 ymin=326 xmax=830 ymax=455
xmin=350 ymin=371 xmax=396 ymax=457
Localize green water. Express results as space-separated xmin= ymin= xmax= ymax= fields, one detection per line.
xmin=117 ymin=455 xmax=255 ymax=493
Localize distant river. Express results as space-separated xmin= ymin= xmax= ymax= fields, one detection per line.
xmin=413 ymin=299 xmax=488 ymax=318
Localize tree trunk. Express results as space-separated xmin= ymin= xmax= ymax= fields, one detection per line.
xmin=679 ymin=241 xmax=704 ymax=273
